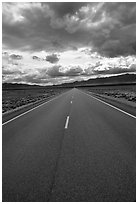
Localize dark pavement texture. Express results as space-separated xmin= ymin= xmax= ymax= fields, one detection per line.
xmin=2 ymin=88 xmax=136 ymax=201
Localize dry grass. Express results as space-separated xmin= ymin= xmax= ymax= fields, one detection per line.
xmin=2 ymin=88 xmax=65 ymax=113
xmin=83 ymin=84 xmax=136 ymax=103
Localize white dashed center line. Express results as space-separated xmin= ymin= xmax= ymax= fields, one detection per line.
xmin=71 ymin=101 xmax=72 ymax=104
xmin=65 ymin=116 xmax=70 ymax=129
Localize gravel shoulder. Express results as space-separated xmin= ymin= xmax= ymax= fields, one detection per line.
xmin=86 ymin=91 xmax=136 ymax=116
xmin=2 ymin=93 xmax=62 ymax=124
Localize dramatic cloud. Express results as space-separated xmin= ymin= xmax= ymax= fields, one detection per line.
xmin=91 ymin=3 xmax=136 ymax=57
xmin=46 ymin=65 xmax=83 ymax=78
xmin=46 ymin=65 xmax=64 ymax=78
xmin=82 ymin=56 xmax=136 ymax=76
xmin=45 ymin=2 xmax=89 ymax=18
xmin=2 ymin=52 xmax=24 ymax=68
xmin=65 ymin=66 xmax=83 ymax=76
xmin=32 ymin=56 xmax=41 ymax=61
xmin=2 ymin=2 xmax=136 ymax=85
xmin=10 ymin=54 xmax=23 ymax=60
xmin=46 ymin=54 xmax=60 ymax=64
xmin=3 ymin=2 xmax=136 ymax=57
xmin=92 ymin=66 xmax=136 ymax=75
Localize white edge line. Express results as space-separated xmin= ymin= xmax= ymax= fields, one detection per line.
xmin=65 ymin=116 xmax=70 ymax=129
xmin=2 ymin=92 xmax=66 ymax=126
xmin=83 ymin=91 xmax=136 ymax=119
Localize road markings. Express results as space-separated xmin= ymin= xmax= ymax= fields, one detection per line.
xmin=65 ymin=116 xmax=70 ymax=129
xmin=2 ymin=92 xmax=67 ymax=126
xmin=84 ymin=92 xmax=136 ymax=119
xmin=71 ymin=101 xmax=72 ymax=104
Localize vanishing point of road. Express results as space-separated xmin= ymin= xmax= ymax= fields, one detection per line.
xmin=2 ymin=88 xmax=136 ymax=202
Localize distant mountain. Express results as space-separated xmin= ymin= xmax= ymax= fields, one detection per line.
xmin=59 ymin=73 xmax=136 ymax=87
xmin=2 ymin=83 xmax=43 ymax=90
xmin=2 ymin=74 xmax=136 ymax=90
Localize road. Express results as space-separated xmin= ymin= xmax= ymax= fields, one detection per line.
xmin=2 ymin=88 xmax=136 ymax=202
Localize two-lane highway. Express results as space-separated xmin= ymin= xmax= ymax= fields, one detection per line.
xmin=2 ymin=88 xmax=136 ymax=201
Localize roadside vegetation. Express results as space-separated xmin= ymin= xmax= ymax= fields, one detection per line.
xmin=2 ymin=88 xmax=66 ymax=113
xmin=82 ymin=84 xmax=136 ymax=105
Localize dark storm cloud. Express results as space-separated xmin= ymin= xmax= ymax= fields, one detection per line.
xmin=32 ymin=56 xmax=41 ymax=60
xmin=10 ymin=54 xmax=23 ymax=60
xmin=46 ymin=54 xmax=60 ymax=64
xmin=102 ymin=2 xmax=136 ymax=25
xmin=46 ymin=65 xmax=83 ymax=78
xmin=45 ymin=2 xmax=89 ymax=17
xmin=2 ymin=2 xmax=136 ymax=57
xmin=93 ymin=23 xmax=136 ymax=57
xmin=46 ymin=65 xmax=64 ymax=78
xmin=90 ymin=3 xmax=136 ymax=57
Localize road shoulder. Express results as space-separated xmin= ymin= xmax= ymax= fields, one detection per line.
xmin=81 ymin=90 xmax=136 ymax=117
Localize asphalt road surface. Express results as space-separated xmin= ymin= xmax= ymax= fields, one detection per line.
xmin=2 ymin=88 xmax=136 ymax=202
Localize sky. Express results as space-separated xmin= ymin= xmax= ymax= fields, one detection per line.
xmin=2 ymin=2 xmax=136 ymax=85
